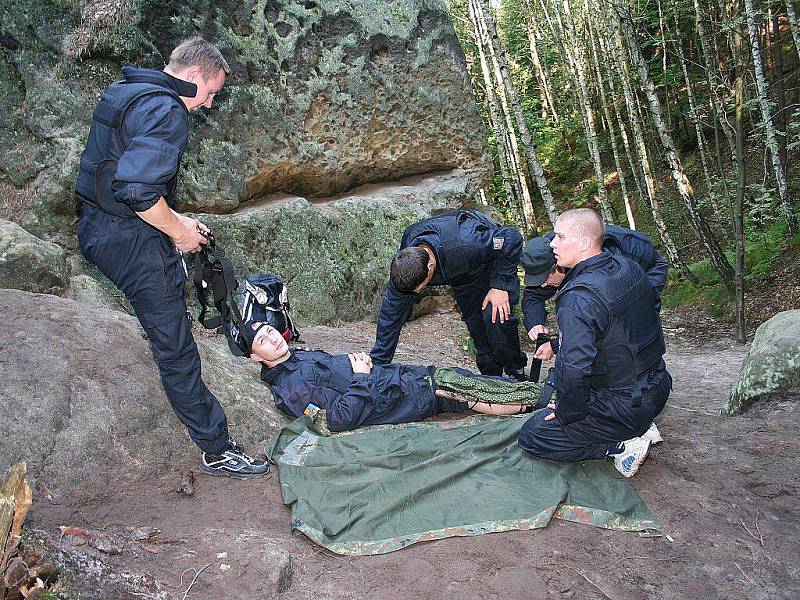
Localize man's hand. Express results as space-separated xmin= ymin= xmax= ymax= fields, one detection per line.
xmin=348 ymin=352 xmax=373 ymax=374
xmin=173 ymin=215 xmax=210 ymax=253
xmin=482 ymin=288 xmax=511 ymax=323
xmin=528 ymin=324 xmax=549 ymax=342
xmin=544 ymin=402 xmax=557 ymax=421
xmin=534 ymin=342 xmax=554 ymax=361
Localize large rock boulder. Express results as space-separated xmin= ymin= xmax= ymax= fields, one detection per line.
xmin=0 ymin=218 xmax=69 ymax=295
xmin=724 ymin=309 xmax=800 ymax=415
xmin=191 ymin=170 xmax=470 ymax=325
xmin=1 ymin=0 xmax=491 ymax=244
xmin=0 ymin=289 xmax=286 ymax=490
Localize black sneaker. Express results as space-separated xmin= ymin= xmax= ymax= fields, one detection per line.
xmin=200 ymin=439 xmax=270 ymax=480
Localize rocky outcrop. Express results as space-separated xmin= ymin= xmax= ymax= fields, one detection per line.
xmin=190 ymin=170 xmax=471 ymax=325
xmin=0 ymin=218 xmax=69 ymax=295
xmin=1 ymin=0 xmax=491 ymax=244
xmin=0 ymin=289 xmax=286 ymax=489
xmin=724 ymin=309 xmax=800 ymax=415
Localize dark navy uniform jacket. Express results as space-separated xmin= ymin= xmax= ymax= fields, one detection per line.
xmin=522 ymin=225 xmax=668 ymax=334
xmin=75 ymin=66 xmax=192 ymax=215
xmin=260 ymin=350 xmax=438 ymax=432
xmin=552 ymin=251 xmax=666 ymax=425
xmin=371 ymin=211 xmax=523 ymax=364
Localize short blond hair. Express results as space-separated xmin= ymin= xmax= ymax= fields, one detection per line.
xmin=557 ymin=208 xmax=605 ymax=249
xmin=167 ymin=37 xmax=230 ymax=80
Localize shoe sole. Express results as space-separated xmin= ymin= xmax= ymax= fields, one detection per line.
xmin=199 ymin=464 xmax=270 ymax=480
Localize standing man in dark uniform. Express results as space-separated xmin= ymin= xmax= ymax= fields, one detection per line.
xmin=370 ymin=210 xmax=527 ymax=379
xmin=75 ymin=38 xmax=269 ymax=479
xmin=518 ymin=209 xmax=671 ymax=477
xmin=521 ymin=223 xmax=668 ymax=363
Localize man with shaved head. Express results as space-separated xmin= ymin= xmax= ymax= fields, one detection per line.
xmin=518 ymin=209 xmax=671 ymax=477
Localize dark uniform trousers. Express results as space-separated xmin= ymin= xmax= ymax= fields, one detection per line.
xmin=452 ymin=270 xmax=525 ymax=376
xmin=518 ymin=368 xmax=671 ymax=461
xmin=78 ymin=205 xmax=230 ymax=454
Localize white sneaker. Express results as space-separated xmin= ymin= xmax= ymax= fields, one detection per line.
xmin=613 ymin=436 xmax=652 ymax=478
xmin=641 ymin=422 xmax=663 ymax=445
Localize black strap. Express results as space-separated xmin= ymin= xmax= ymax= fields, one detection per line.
xmin=534 ymin=367 xmax=557 ymax=410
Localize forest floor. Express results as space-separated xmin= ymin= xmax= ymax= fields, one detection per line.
xmin=23 ymin=306 xmax=800 ymax=600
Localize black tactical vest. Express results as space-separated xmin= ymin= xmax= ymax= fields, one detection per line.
xmin=401 ymin=210 xmax=496 ymax=285
xmin=75 ymin=81 xmax=183 ymax=218
xmin=555 ymin=254 xmax=665 ymax=392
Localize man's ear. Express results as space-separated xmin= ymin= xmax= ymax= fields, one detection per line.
xmin=248 ymin=353 xmax=262 ymax=364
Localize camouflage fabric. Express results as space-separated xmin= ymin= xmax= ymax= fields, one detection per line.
xmin=434 ymin=367 xmax=545 ymax=405
xmin=266 ymin=414 xmax=658 ymax=556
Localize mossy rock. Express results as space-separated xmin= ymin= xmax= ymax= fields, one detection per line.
xmin=724 ymin=310 xmax=800 ymax=415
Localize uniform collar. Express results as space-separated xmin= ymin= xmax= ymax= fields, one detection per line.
xmin=259 ymin=351 xmax=299 ymax=382
xmin=120 ymin=66 xmax=198 ymax=101
xmin=561 ymin=250 xmax=611 ymax=286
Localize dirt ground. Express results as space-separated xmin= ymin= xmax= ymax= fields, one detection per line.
xmin=26 ymin=308 xmax=800 ymax=600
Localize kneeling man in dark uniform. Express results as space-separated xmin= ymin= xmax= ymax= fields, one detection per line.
xmin=371 ymin=210 xmax=527 ymax=380
xmin=518 ymin=209 xmax=671 ymax=477
xmin=247 ymin=323 xmax=533 ymax=433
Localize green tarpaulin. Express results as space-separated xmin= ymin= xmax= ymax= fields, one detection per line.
xmin=266 ymin=414 xmax=658 ymax=556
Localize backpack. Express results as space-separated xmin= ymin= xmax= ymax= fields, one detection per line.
xmin=240 ymin=273 xmax=300 ymax=343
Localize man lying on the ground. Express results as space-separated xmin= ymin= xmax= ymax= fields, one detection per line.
xmin=245 ymin=322 xmax=535 ymax=432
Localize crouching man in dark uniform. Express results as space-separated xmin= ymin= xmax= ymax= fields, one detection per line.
xmin=247 ymin=323 xmax=532 ymax=432
xmin=518 ymin=209 xmax=671 ymax=477
xmin=75 ymin=38 xmax=268 ymax=479
xmin=371 ymin=210 xmax=528 ymax=380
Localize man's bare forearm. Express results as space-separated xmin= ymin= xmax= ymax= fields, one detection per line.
xmin=136 ymin=197 xmax=183 ymax=239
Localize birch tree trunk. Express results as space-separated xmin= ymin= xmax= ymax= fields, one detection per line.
xmin=476 ymin=0 xmax=558 ymax=226
xmin=615 ymin=3 xmax=735 ymax=282
xmin=671 ymin=5 xmax=719 ymax=219
xmin=734 ymin=14 xmax=746 ymax=344
xmin=587 ymin=2 xmax=636 ymax=228
xmin=786 ymin=0 xmax=800 ymax=59
xmin=744 ymin=0 xmax=799 ymax=234
xmin=554 ymin=0 xmax=615 ymax=223
xmin=469 ymin=0 xmax=535 ymax=229
xmin=604 ymin=7 xmax=695 ymax=281
xmin=770 ymin=4 xmax=788 ymax=170
xmin=522 ymin=0 xmax=560 ymax=123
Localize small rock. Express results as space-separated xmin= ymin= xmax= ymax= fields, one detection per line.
xmin=129 ymin=527 xmax=160 ymax=542
xmin=178 ymin=471 xmax=195 ymax=496
xmin=216 ymin=552 xmax=228 ymax=559
xmin=261 ymin=540 xmax=293 ymax=593
xmin=220 ymin=563 xmax=231 ymax=572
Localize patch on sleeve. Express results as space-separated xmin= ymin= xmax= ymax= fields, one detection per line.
xmin=493 ymin=237 xmax=505 ymax=250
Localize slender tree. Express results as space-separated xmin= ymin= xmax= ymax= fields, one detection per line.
xmin=522 ymin=0 xmax=560 ymax=123
xmin=614 ymin=2 xmax=735 ymax=282
xmin=744 ymin=0 xmax=799 ymax=233
xmin=476 ymin=0 xmax=558 ymax=225
xmin=604 ymin=2 xmax=696 ymax=281
xmin=787 ymin=0 xmax=800 ymax=59
xmin=734 ymin=7 xmax=747 ymax=344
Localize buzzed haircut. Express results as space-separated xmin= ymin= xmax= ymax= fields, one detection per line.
xmin=390 ymin=246 xmax=430 ymax=293
xmin=558 ymin=208 xmax=605 ymax=249
xmin=167 ymin=37 xmax=230 ymax=80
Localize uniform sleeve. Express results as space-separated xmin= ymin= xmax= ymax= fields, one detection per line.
xmin=370 ymin=280 xmax=415 ymax=364
xmin=324 ymin=373 xmax=375 ymax=432
xmin=114 ymin=96 xmax=188 ymax=212
xmin=622 ymin=232 xmax=669 ymax=297
xmin=553 ymin=296 xmax=605 ymax=424
xmin=522 ymin=284 xmax=556 ymax=332
xmin=487 ymin=225 xmax=523 ymax=291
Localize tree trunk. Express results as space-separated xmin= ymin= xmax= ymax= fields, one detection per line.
xmin=787 ymin=0 xmax=800 ymax=60
xmin=734 ymin=12 xmax=746 ymax=344
xmin=587 ymin=1 xmax=636 ymax=228
xmin=469 ymin=5 xmax=521 ymax=216
xmin=771 ymin=4 xmax=788 ymax=170
xmin=615 ymin=3 xmax=735 ymax=283
xmin=605 ymin=7 xmax=696 ymax=281
xmin=476 ymin=0 xmax=558 ymax=226
xmin=550 ymin=0 xmax=615 ymax=223
xmin=523 ymin=0 xmax=560 ymax=123
xmin=745 ymin=0 xmax=799 ymax=233
xmin=672 ymin=3 xmax=721 ymax=221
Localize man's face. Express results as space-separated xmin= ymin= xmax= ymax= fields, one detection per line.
xmin=250 ymin=324 xmax=288 ymax=363
xmin=185 ymin=68 xmax=226 ymax=111
xmin=550 ymin=219 xmax=584 ymax=269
